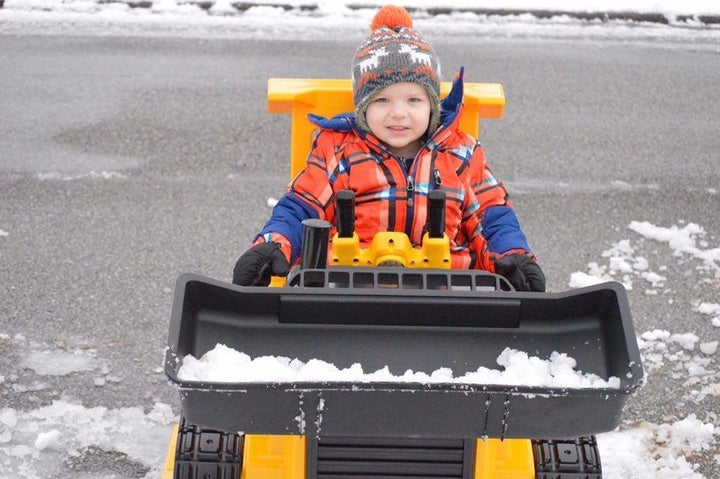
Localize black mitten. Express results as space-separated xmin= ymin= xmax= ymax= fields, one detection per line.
xmin=232 ymin=242 xmax=290 ymax=286
xmin=494 ymin=253 xmax=546 ymax=292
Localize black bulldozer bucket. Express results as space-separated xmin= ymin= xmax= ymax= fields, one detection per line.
xmin=165 ymin=268 xmax=643 ymax=440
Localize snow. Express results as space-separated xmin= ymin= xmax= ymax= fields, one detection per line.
xmin=4 ymin=0 xmax=720 ymax=17
xmin=697 ymin=302 xmax=720 ymax=329
xmin=599 ymin=415 xmax=717 ymax=479
xmin=34 ymin=430 xmax=62 ymax=451
xmin=0 ymin=334 xmax=176 ymax=478
xmin=629 ymin=221 xmax=720 ymax=276
xmin=0 ymin=399 xmax=176 ymax=478
xmin=36 ymin=171 xmax=128 ymax=181
xmin=576 ymin=220 xmax=719 ymax=420
xmin=569 ymin=239 xmax=645 ymax=290
xmin=20 ymin=350 xmax=97 ymax=376
xmin=1 ymin=1 xmax=719 ymax=478
xmin=178 ymin=344 xmax=621 ymax=388
xmin=700 ymin=341 xmax=718 ymax=355
xmin=569 ymin=221 xmax=720 ymax=290
xmin=3 ymin=0 xmax=720 ymax=44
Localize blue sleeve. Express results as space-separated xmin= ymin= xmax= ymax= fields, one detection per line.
xmin=481 ymin=205 xmax=531 ymax=254
xmin=256 ymin=192 xmax=320 ymax=262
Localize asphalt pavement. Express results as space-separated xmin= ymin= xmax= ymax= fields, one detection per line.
xmin=1 ymin=30 xmax=719 ymax=478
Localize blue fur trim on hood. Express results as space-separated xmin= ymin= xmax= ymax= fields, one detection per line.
xmin=308 ymin=68 xmax=466 ymax=133
xmin=439 ymin=67 xmax=464 ymax=127
xmin=307 ymin=112 xmax=356 ymax=131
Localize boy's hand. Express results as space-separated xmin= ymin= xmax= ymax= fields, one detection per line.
xmin=233 ymin=242 xmax=290 ymax=286
xmin=494 ymin=253 xmax=546 ymax=292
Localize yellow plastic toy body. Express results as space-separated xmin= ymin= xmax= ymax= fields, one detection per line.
xmin=164 ymin=432 xmax=534 ymax=479
xmin=474 ymin=438 xmax=535 ymax=479
xmin=241 ymin=435 xmax=306 ymax=479
xmin=331 ymin=231 xmax=451 ymax=269
xmin=268 ymin=78 xmax=505 ymax=178
xmin=161 ymin=425 xmax=178 ymax=479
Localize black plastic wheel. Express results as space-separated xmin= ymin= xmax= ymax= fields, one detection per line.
xmin=532 ymin=435 xmax=602 ymax=479
xmin=173 ymin=416 xmax=244 ymax=479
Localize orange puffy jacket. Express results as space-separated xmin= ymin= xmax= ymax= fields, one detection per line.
xmin=255 ymin=70 xmax=533 ymax=271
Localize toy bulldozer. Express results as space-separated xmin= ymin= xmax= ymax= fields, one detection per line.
xmin=161 ymin=79 xmax=644 ymax=479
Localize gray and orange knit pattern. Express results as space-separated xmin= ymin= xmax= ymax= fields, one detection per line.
xmin=351 ymin=5 xmax=442 ymax=135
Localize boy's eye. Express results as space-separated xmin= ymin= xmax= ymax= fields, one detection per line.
xmin=374 ymin=97 xmax=389 ymax=103
xmin=409 ymin=97 xmax=423 ymax=103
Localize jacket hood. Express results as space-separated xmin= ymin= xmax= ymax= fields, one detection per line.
xmin=308 ymin=67 xmax=466 ymax=136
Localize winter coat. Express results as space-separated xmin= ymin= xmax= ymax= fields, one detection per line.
xmin=254 ymin=69 xmax=533 ymax=271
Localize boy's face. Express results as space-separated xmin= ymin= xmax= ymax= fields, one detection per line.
xmin=365 ymin=82 xmax=431 ymax=158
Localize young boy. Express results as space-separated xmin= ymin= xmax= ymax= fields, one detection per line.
xmin=233 ymin=5 xmax=545 ymax=292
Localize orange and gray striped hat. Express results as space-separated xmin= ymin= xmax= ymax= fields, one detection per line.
xmin=352 ymin=5 xmax=442 ymax=135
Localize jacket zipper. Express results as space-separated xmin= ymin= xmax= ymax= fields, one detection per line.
xmin=403 ymin=173 xmax=415 ymax=241
xmin=406 ymin=175 xmax=415 ymax=207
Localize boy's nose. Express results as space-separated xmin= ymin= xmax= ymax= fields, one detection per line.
xmin=389 ymin=104 xmax=407 ymax=117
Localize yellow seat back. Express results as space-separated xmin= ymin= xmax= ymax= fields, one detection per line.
xmin=267 ymin=78 xmax=505 ymax=179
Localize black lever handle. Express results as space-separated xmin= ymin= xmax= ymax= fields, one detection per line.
xmin=336 ymin=190 xmax=355 ymax=238
xmin=300 ymin=219 xmax=332 ymax=269
xmin=427 ymin=190 xmax=446 ymax=239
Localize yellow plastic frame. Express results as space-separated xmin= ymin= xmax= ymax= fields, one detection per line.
xmin=331 ymin=231 xmax=451 ymax=269
xmin=163 ymin=432 xmax=535 ymax=479
xmin=268 ymin=78 xmax=505 ymax=178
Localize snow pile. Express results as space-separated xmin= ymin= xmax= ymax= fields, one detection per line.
xmin=599 ymin=414 xmax=718 ymax=479
xmin=638 ymin=329 xmax=719 ymax=404
xmin=0 ymin=400 xmax=175 ymax=479
xmin=0 ymin=333 xmax=175 ymax=478
xmin=570 ymin=220 xmax=719 ymax=290
xmin=4 ymin=0 xmax=720 ymax=44
xmin=178 ymin=344 xmax=620 ymax=388
xmin=629 ymin=221 xmax=720 ymax=278
xmin=569 ymin=238 xmax=666 ymax=291
xmin=4 ymin=0 xmax=720 ymax=17
xmin=697 ymin=302 xmax=720 ymax=328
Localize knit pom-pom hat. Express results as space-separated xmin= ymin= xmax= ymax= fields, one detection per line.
xmin=352 ymin=5 xmax=442 ymax=136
